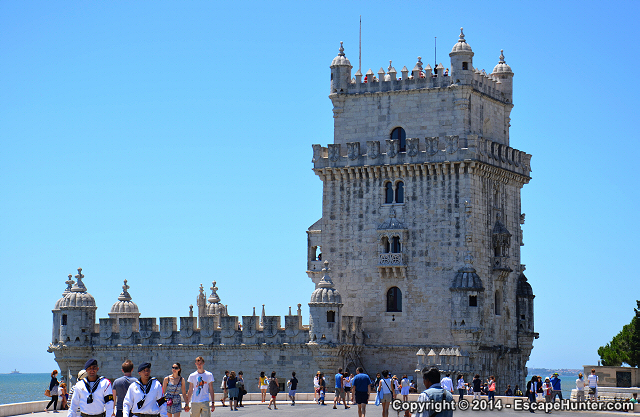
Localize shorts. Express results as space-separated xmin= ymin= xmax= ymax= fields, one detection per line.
xmin=382 ymin=393 xmax=393 ymax=403
xmin=355 ymin=391 xmax=369 ymax=404
xmin=271 ymin=395 xmax=277 ymax=399
xmin=289 ymin=390 xmax=296 ymax=396
xmin=190 ymin=401 xmax=211 ymax=417
xmin=335 ymin=388 xmax=345 ymax=398
xmin=344 ymin=387 xmax=351 ymax=392
xmin=315 ymin=387 xmax=321 ymax=393
xmin=260 ymin=385 xmax=268 ymax=390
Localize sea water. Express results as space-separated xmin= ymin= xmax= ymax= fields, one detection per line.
xmin=0 ymin=373 xmax=51 ymax=405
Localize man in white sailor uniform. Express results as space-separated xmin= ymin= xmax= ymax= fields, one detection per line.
xmin=123 ymin=363 xmax=167 ymax=417
xmin=68 ymin=359 xmax=114 ymax=417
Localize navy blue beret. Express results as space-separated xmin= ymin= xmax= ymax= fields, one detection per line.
xmin=84 ymin=359 xmax=98 ymax=370
xmin=138 ymin=363 xmax=151 ymax=373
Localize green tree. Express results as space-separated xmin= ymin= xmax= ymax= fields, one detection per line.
xmin=598 ymin=301 xmax=640 ymax=367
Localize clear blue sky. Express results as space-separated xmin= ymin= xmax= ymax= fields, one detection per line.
xmin=1 ymin=0 xmax=638 ymax=374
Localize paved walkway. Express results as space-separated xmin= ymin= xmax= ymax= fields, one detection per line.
xmin=24 ymin=400 xmax=638 ymax=417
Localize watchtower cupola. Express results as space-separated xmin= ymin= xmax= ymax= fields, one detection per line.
xmin=492 ymin=49 xmax=514 ymax=103
xmin=330 ymin=42 xmax=352 ymax=94
xmin=449 ymin=27 xmax=474 ymax=85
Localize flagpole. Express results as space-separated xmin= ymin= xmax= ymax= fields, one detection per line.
xmin=359 ymin=16 xmax=362 ymax=73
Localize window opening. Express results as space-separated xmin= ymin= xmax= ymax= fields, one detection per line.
xmin=391 ymin=237 xmax=401 ymax=253
xmin=386 ymin=287 xmax=402 ymax=312
xmin=468 ymin=296 xmax=477 ymax=307
xmin=390 ymin=127 xmax=406 ymax=152
xmin=62 ymin=314 xmax=67 ymax=325
xmin=327 ymin=311 xmax=336 ymax=323
xmin=462 ymin=62 xmax=468 ymax=70
xmin=385 ymin=182 xmax=394 ymax=204
xmin=395 ymin=181 xmax=404 ymax=203
xmin=495 ymin=291 xmax=502 ymax=315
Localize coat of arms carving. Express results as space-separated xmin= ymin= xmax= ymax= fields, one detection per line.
xmin=445 ymin=136 xmax=459 ymax=154
xmin=386 ymin=139 xmax=398 ymax=158
xmin=328 ymin=144 xmax=341 ymax=162
xmin=367 ymin=141 xmax=380 ymax=159
xmin=426 ymin=137 xmax=439 ymax=155
xmin=407 ymin=138 xmax=419 ymax=157
xmin=347 ymin=142 xmax=360 ymax=160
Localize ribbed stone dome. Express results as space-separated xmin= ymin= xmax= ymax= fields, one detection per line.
xmin=492 ymin=50 xmax=513 ymax=74
xmin=450 ymin=28 xmax=473 ymax=54
xmin=310 ymin=261 xmax=342 ymax=304
xmin=109 ymin=279 xmax=140 ymax=316
xmin=204 ymin=281 xmax=226 ymax=316
xmin=331 ymin=42 xmax=352 ymax=67
xmin=450 ymin=255 xmax=484 ymax=291
xmin=60 ymin=268 xmax=96 ymax=308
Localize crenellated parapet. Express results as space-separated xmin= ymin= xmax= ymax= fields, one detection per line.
xmin=312 ymin=135 xmax=531 ymax=180
xmin=86 ymin=313 xmax=312 ymax=346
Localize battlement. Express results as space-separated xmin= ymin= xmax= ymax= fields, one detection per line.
xmin=312 ymin=135 xmax=531 ymax=179
xmin=51 ymin=313 xmax=364 ymax=347
xmin=337 ymin=64 xmax=509 ymax=104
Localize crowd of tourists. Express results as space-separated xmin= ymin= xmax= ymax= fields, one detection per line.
xmin=53 ymin=358 xmax=611 ymax=417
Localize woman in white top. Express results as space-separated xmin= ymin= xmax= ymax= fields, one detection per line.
xmin=313 ymin=372 xmax=320 ymax=403
xmin=575 ymin=373 xmax=585 ymax=402
xmin=456 ymin=374 xmax=466 ymax=401
xmin=400 ymin=375 xmax=411 ymax=401
xmin=378 ymin=370 xmax=394 ymax=417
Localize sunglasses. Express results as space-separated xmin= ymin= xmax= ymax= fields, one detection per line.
xmin=172 ymin=366 xmax=180 ymax=369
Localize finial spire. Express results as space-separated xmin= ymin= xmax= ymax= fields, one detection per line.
xmin=459 ymin=27 xmax=466 ymax=42
xmin=499 ymin=49 xmax=506 ymax=64
xmin=72 ymin=268 xmax=86 ymax=292
xmin=388 ymin=60 xmax=393 ymax=72
xmin=208 ymin=281 xmax=220 ymax=303
xmin=118 ymin=279 xmax=132 ymax=301
xmin=199 ymin=283 xmax=204 ymax=296
xmin=338 ymin=41 xmax=345 ymax=57
xmin=318 ymin=261 xmax=335 ymax=288
xmin=417 ymin=57 xmax=423 ymax=70
xmin=63 ymin=274 xmax=75 ymax=295
xmin=464 ymin=252 xmax=474 ymax=267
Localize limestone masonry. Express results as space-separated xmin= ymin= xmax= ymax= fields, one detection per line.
xmin=49 ymin=28 xmax=538 ymax=392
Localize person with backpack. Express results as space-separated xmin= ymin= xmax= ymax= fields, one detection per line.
xmin=415 ymin=368 xmax=453 ymax=417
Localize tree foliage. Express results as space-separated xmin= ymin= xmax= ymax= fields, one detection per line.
xmin=597 ymin=301 xmax=640 ymax=367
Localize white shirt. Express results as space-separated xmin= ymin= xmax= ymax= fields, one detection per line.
xmin=68 ymin=377 xmax=114 ymax=417
xmin=456 ymin=378 xmax=465 ymax=390
xmin=123 ymin=378 xmax=167 ymax=417
xmin=440 ymin=376 xmax=453 ymax=392
xmin=188 ymin=370 xmax=215 ymax=403
xmin=379 ymin=378 xmax=393 ymax=394
xmin=588 ymin=374 xmax=598 ymax=388
xmin=576 ymin=378 xmax=585 ymax=391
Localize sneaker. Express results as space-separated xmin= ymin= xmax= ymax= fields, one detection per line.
xmin=333 ymin=405 xmax=337 ymax=409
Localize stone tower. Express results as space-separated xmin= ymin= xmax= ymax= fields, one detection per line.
xmin=308 ymin=261 xmax=343 ymax=344
xmin=52 ymin=268 xmax=96 ymax=345
xmin=308 ymin=28 xmax=537 ymax=386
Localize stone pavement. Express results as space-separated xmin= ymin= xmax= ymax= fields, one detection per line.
xmin=19 ymin=400 xmax=638 ymax=417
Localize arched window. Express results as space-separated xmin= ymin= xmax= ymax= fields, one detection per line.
xmin=381 ymin=236 xmax=390 ymax=253
xmin=390 ymin=127 xmax=406 ymax=152
xmin=395 ymin=181 xmax=404 ymax=203
xmin=327 ymin=311 xmax=336 ymax=323
xmin=387 ymin=287 xmax=402 ymax=312
xmin=391 ymin=236 xmax=401 ymax=253
xmin=495 ymin=290 xmax=502 ymax=316
xmin=385 ymin=182 xmax=394 ymax=204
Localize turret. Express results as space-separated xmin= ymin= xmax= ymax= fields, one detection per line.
xmin=52 ymin=274 xmax=74 ymax=344
xmin=330 ymin=42 xmax=352 ymax=94
xmin=56 ymin=268 xmax=97 ymax=345
xmin=308 ymin=261 xmax=343 ymax=344
xmin=516 ymin=267 xmax=535 ymax=334
xmin=108 ymin=279 xmax=140 ymax=331
xmin=491 ymin=49 xmax=514 ymax=103
xmin=450 ymin=254 xmax=485 ymax=342
xmin=449 ymin=27 xmax=474 ymax=85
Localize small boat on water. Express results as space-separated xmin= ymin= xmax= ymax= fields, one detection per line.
xmin=10 ymin=369 xmax=20 ymax=374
